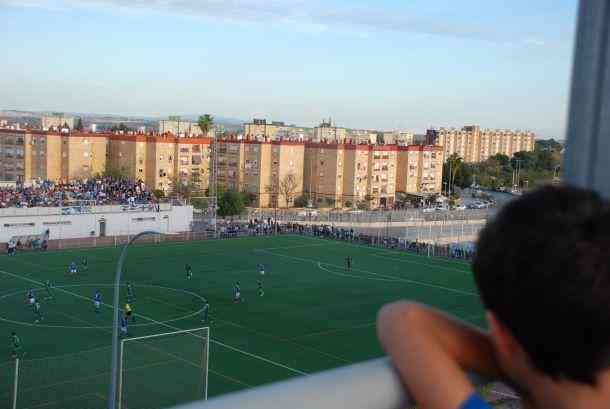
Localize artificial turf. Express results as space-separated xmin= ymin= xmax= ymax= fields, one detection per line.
xmin=0 ymin=234 xmax=483 ymax=409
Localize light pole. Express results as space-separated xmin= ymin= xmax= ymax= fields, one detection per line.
xmin=108 ymin=230 xmax=160 ymax=409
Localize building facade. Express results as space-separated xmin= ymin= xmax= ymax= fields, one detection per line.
xmin=313 ymin=120 xmax=348 ymax=143
xmin=427 ymin=125 xmax=535 ymax=163
xmin=396 ymin=145 xmax=444 ymax=195
xmin=42 ymin=114 xmax=75 ymax=131
xmin=304 ymin=143 xmax=399 ymax=208
xmin=108 ymin=135 xmax=212 ymax=193
xmin=1 ymin=128 xmax=443 ymax=209
xmin=216 ymin=138 xmax=305 ymax=207
xmin=0 ymin=130 xmax=107 ymax=183
xmin=244 ymin=119 xmax=312 ymax=140
xmin=158 ymin=119 xmax=208 ymax=137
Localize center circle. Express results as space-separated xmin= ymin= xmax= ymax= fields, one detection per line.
xmin=0 ymin=284 xmax=205 ymax=329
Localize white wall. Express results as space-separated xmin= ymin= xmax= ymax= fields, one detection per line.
xmin=0 ymin=205 xmax=193 ymax=243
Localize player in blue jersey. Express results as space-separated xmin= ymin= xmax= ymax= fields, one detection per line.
xmin=233 ymin=282 xmax=242 ymax=303
xmin=68 ymin=261 xmax=77 ymax=275
xmin=26 ymin=288 xmax=36 ymax=306
xmin=120 ymin=314 xmax=128 ymax=337
xmin=93 ymin=290 xmax=102 ymax=313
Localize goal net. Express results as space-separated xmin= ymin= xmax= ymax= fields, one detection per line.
xmin=118 ymin=327 xmax=209 ymax=409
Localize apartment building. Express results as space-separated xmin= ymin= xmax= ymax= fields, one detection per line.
xmin=42 ymin=114 xmax=75 ymax=131
xmin=382 ymin=131 xmax=415 ymax=145
xmin=0 ymin=130 xmax=30 ymax=182
xmin=396 ymin=145 xmax=444 ymax=195
xmin=158 ymin=119 xmax=208 ymax=137
xmin=304 ymin=143 xmax=346 ymax=207
xmin=368 ymin=146 xmax=398 ymax=208
xmin=346 ymin=129 xmax=379 ymax=144
xmin=313 ymin=120 xmax=348 ymax=143
xmin=0 ymin=130 xmax=106 ymax=183
xmin=244 ymin=119 xmax=312 ymax=140
xmin=1 ymin=128 xmax=442 ymax=209
xmin=217 ymin=140 xmax=245 ymax=191
xmin=342 ymin=145 xmax=372 ymax=205
xmin=216 ymin=138 xmax=305 ymax=207
xmin=108 ymin=135 xmax=212 ymax=193
xmin=427 ymin=125 xmax=535 ymax=163
xmin=304 ymin=143 xmax=398 ymax=208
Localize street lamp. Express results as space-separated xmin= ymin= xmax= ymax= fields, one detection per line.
xmin=108 ymin=230 xmax=161 ymax=409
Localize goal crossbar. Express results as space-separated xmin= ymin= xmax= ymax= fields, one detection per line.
xmin=121 ymin=327 xmax=209 ymax=343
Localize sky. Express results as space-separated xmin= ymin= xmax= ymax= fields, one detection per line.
xmin=0 ymin=0 xmax=577 ymax=138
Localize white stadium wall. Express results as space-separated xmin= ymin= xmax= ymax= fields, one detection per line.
xmin=0 ymin=204 xmax=194 ymax=243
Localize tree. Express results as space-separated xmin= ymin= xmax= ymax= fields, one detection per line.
xmin=293 ymin=195 xmax=309 ymax=208
xmin=278 ymin=173 xmax=299 ymax=207
xmin=443 ymin=154 xmax=463 ymax=192
xmin=75 ymin=117 xmax=84 ymax=131
xmin=197 ymin=114 xmax=214 ymax=136
xmin=217 ymin=190 xmax=245 ymax=217
xmin=111 ymin=123 xmax=131 ymax=133
xmin=191 ymin=197 xmax=208 ymax=210
xmin=172 ymin=178 xmax=198 ymax=201
xmin=102 ymin=162 xmax=127 ymax=179
xmin=241 ymin=191 xmax=257 ymax=206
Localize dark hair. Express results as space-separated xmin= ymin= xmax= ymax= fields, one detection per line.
xmin=473 ymin=185 xmax=610 ymax=384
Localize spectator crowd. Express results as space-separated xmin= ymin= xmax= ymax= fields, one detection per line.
xmin=212 ymin=219 xmax=475 ymax=261
xmin=0 ymin=178 xmax=158 ymax=208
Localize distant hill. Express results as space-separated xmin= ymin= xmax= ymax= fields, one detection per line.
xmin=0 ymin=110 xmax=246 ymax=130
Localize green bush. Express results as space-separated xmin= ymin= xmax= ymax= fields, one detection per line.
xmin=293 ymin=195 xmax=309 ymax=208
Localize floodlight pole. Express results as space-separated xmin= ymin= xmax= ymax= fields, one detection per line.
xmin=108 ymin=230 xmax=160 ymax=409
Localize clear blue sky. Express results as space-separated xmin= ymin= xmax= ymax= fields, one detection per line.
xmin=0 ymin=0 xmax=577 ymax=138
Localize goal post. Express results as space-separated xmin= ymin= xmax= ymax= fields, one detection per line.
xmin=118 ymin=327 xmax=210 ymax=409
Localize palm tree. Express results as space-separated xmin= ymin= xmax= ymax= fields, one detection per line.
xmin=197 ymin=114 xmax=214 ymax=136
xmin=445 ymin=154 xmax=463 ymax=196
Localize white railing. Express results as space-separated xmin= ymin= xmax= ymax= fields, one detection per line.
xmin=172 ymin=357 xmax=485 ymax=409
xmin=0 ymin=203 xmax=173 ymax=217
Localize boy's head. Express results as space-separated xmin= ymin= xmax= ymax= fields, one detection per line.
xmin=473 ymin=186 xmax=610 ymax=385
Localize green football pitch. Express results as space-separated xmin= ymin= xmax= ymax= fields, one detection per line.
xmin=0 ymin=234 xmax=484 ymax=409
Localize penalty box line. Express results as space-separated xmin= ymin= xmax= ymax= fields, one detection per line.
xmin=258 ymin=250 xmax=477 ymax=297
xmin=0 ymin=268 xmax=308 ymax=377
